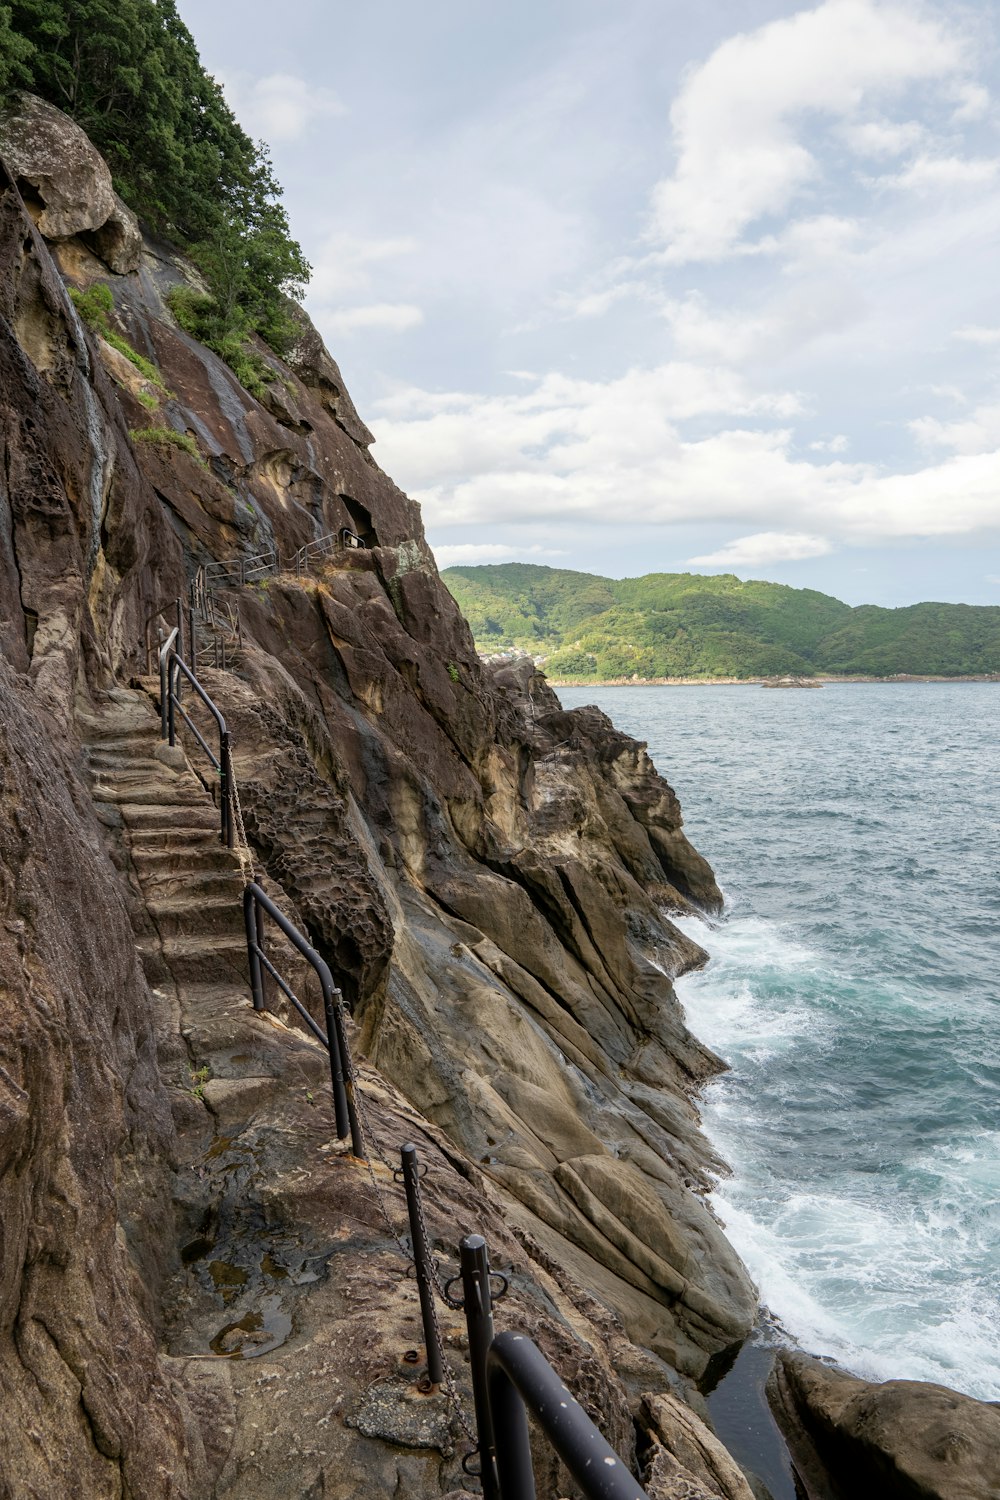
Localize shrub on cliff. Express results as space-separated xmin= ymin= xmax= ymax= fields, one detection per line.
xmin=5 ymin=0 xmax=309 ymax=367
xmin=69 ymin=282 xmax=166 ymax=388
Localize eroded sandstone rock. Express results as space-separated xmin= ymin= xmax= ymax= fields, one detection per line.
xmin=767 ymin=1351 xmax=1000 ymax=1500
xmin=0 ymin=94 xmax=142 ymax=272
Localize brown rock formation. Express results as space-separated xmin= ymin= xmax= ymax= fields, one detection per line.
xmin=0 ymin=93 xmax=142 ymax=273
xmin=0 ymin=100 xmax=759 ymax=1496
xmin=767 ymin=1351 xmax=1000 ymax=1500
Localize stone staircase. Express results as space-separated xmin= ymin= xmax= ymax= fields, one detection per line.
xmin=77 ymin=686 xmax=469 ymax=1497
xmin=82 ymin=687 xmax=249 ymax=993
xmin=78 ymin=685 xmax=341 ymax=1279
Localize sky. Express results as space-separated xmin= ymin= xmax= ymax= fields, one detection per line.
xmin=177 ymin=0 xmax=1000 ymax=606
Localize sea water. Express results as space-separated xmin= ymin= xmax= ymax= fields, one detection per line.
xmin=557 ymin=683 xmax=1000 ymax=1401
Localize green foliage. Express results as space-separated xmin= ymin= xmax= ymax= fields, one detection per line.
xmin=7 ymin=0 xmax=309 ymax=382
xmin=166 ymin=284 xmax=272 ymax=398
xmin=68 ymin=280 xmax=113 ymax=325
xmin=188 ymin=1064 xmax=211 ymax=1100
xmin=135 ymin=387 xmax=157 ymax=410
xmin=0 ymin=5 xmax=33 ymax=96
xmin=129 ymin=424 xmax=201 ymax=462
xmin=69 ymin=281 xmax=166 ymax=387
xmin=446 ymin=662 xmax=460 ymax=683
xmin=443 ymin=564 xmax=1000 ymax=680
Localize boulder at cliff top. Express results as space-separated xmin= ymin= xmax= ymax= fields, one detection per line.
xmin=0 ymin=93 xmax=141 ymax=273
xmin=767 ymin=1351 xmax=1000 ymax=1500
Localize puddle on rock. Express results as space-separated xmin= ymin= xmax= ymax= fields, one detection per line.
xmin=209 ymin=1260 xmax=249 ymax=1301
xmin=210 ymin=1294 xmax=292 ymax=1358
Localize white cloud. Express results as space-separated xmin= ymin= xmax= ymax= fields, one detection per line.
xmin=324 ymin=303 xmax=424 ymax=335
xmin=307 ymin=233 xmax=419 ymax=304
xmin=910 ymin=401 xmax=1000 ymax=456
xmin=878 ymin=155 xmax=999 ymax=193
xmin=951 ymin=82 xmax=991 ymax=123
xmin=218 ymin=71 xmax=346 ymax=142
xmin=954 ymin=326 xmax=1000 ymax=346
xmin=688 ymin=532 xmax=834 ymax=568
xmin=432 ymin=543 xmax=519 ymax=567
xmin=432 ymin=542 xmax=566 ymax=568
xmin=841 ymin=118 xmax=926 ymax=157
xmin=560 ymin=280 xmax=647 ymax=319
xmin=372 ymin=364 xmax=1000 ymax=547
xmin=649 ymin=0 xmax=969 ymax=263
xmin=373 ymin=363 xmax=803 ymax=490
xmin=810 ymin=435 xmax=849 ymax=452
xmin=662 ymin=280 xmax=865 ymax=367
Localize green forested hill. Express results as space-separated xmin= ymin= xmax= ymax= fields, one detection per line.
xmin=441 ymin=564 xmax=1000 ymax=679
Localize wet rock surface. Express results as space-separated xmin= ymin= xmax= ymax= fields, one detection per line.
xmin=767 ymin=1352 xmax=1000 ymax=1500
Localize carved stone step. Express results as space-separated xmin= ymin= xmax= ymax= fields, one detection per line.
xmin=139 ymin=931 xmax=249 ymax=985
xmin=146 ymin=894 xmax=245 ymax=938
xmin=119 ymin=802 xmax=222 ymax=831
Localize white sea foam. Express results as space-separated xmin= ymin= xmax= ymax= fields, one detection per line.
xmin=675 ymin=912 xmax=1000 ymax=1402
xmin=570 ymin=681 xmax=1000 ymax=1402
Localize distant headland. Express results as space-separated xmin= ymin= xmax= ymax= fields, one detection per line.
xmin=442 ymin=562 xmax=1000 ymax=682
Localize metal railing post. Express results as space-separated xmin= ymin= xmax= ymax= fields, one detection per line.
xmin=255 ymin=901 xmax=269 ymax=1008
xmin=460 ymin=1234 xmax=500 ymax=1500
xmin=486 ymin=1338 xmax=535 ymax=1500
xmin=243 ymin=887 xmax=265 ymax=1011
xmin=220 ymin=730 xmax=234 ymax=848
xmin=400 ymin=1144 xmax=443 ymax=1387
xmin=159 ymin=646 xmax=169 ymax=739
xmin=241 ymin=882 xmax=363 ymax=1156
xmin=167 ymin=657 xmax=177 ymax=746
xmin=321 ymin=978 xmax=363 ymax=1157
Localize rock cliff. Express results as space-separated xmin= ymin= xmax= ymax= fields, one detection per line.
xmin=768 ymin=1352 xmax=1000 ymax=1500
xmin=0 ymin=98 xmax=761 ymax=1498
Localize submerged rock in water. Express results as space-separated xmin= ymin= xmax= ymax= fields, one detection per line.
xmin=766 ymin=1350 xmax=1000 ymax=1500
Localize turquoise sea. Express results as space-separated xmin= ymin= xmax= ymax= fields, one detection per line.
xmin=558 ymin=683 xmax=1000 ymax=1402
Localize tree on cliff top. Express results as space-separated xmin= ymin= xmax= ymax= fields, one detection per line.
xmin=4 ymin=0 xmax=309 ymax=356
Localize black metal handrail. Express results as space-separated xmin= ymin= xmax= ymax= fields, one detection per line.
xmin=487 ymin=1334 xmax=648 ymax=1500
xmin=242 ymin=881 xmax=363 ymax=1157
xmin=458 ymin=1235 xmax=650 ymax=1500
xmin=158 ymin=635 xmax=233 ymax=846
xmin=144 ymin=594 xmax=189 ymax=674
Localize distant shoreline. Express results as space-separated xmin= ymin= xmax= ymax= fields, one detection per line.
xmin=546 ymin=673 xmax=1000 ymax=687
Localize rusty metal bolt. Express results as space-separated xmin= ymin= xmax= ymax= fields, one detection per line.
xmin=416 ymin=1374 xmax=435 ymax=1394
xmin=402 ymin=1349 xmax=420 ymax=1364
